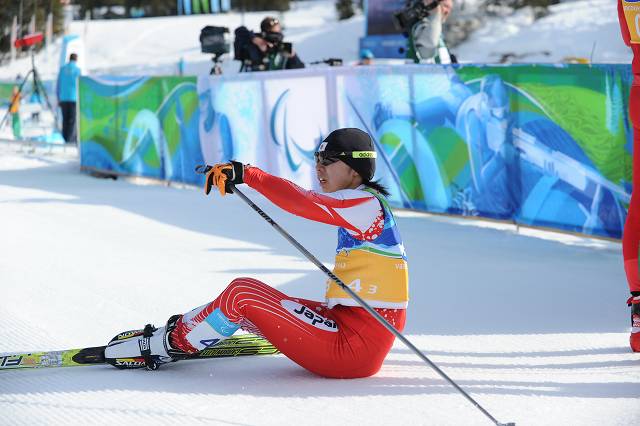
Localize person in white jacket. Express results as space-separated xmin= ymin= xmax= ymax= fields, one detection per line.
xmin=409 ymin=0 xmax=453 ymax=64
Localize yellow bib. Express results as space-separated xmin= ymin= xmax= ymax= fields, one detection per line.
xmin=623 ymin=0 xmax=640 ymax=44
xmin=326 ymin=248 xmax=409 ymax=309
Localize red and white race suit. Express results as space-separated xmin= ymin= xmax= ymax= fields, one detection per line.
xmin=170 ymin=167 xmax=409 ymax=378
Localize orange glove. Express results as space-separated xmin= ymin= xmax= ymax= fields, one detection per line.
xmin=204 ymin=161 xmax=244 ymax=196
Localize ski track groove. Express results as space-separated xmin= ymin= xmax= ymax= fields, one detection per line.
xmin=0 ymin=395 xmax=250 ymax=425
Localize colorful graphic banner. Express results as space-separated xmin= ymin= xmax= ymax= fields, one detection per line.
xmin=0 ymin=82 xmax=14 ymax=102
xmin=79 ymin=64 xmax=633 ymax=239
xmin=0 ymin=79 xmax=56 ymax=104
xmin=339 ymin=65 xmax=632 ymax=238
xmin=196 ymin=72 xmax=330 ymax=191
xmin=79 ymin=76 xmax=202 ymax=183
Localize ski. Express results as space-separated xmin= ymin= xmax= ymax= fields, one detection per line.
xmin=0 ymin=334 xmax=279 ymax=371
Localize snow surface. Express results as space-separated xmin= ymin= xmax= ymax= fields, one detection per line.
xmin=0 ymin=1 xmax=639 ymax=424
xmin=0 ymin=0 xmax=633 ymax=81
xmin=455 ymin=0 xmax=633 ymax=64
xmin=0 ymin=142 xmax=638 ymax=425
xmin=0 ymin=0 xmax=365 ymax=80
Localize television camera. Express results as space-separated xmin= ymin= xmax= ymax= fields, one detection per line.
xmin=199 ymin=26 xmax=230 ymax=75
xmin=392 ymin=0 xmax=443 ymax=33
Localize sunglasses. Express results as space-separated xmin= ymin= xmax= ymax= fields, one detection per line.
xmin=314 ymin=150 xmax=377 ymax=166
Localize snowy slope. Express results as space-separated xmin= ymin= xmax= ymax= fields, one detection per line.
xmin=0 ymin=1 xmax=639 ymax=424
xmin=0 ymin=143 xmax=638 ymax=425
xmin=455 ymin=0 xmax=632 ymax=64
xmin=0 ymin=0 xmax=633 ymax=81
xmin=0 ymin=0 xmax=365 ymax=80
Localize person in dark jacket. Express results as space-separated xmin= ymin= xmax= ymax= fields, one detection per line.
xmin=234 ymin=16 xmax=305 ymax=72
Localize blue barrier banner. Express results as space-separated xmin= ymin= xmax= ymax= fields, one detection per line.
xmin=79 ymin=64 xmax=633 ymax=239
xmin=79 ymin=76 xmax=203 ymax=183
xmin=196 ymin=72 xmax=331 ymax=191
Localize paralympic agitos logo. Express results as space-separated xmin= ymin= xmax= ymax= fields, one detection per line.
xmin=281 ymin=300 xmax=338 ymax=332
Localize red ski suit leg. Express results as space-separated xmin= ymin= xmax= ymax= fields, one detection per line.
xmin=172 ymin=277 xmax=406 ymax=379
xmin=623 ymin=85 xmax=640 ymax=294
xmin=619 ymin=0 xmax=640 ymax=294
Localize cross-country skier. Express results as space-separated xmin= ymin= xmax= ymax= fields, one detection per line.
xmin=618 ymin=0 xmax=640 ymax=352
xmin=104 ymin=128 xmax=410 ymax=377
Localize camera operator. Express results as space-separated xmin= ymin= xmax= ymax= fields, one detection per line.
xmin=407 ymin=0 xmax=454 ymax=64
xmin=234 ymin=16 xmax=305 ymax=72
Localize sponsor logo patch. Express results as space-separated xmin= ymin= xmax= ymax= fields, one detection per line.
xmin=281 ymin=300 xmax=338 ymax=332
xmin=352 ymin=151 xmax=376 ymax=158
xmin=0 ymin=355 xmax=23 ymax=367
xmin=115 ymin=358 xmax=146 ymax=367
xmin=117 ymin=330 xmax=142 ymax=340
xmin=138 ymin=338 xmax=150 ymax=352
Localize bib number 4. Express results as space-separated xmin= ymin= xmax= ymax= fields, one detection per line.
xmin=347 ymin=279 xmax=378 ymax=295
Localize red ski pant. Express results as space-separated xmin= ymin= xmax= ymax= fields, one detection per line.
xmin=172 ymin=277 xmax=406 ymax=378
xmin=624 ymin=84 xmax=640 ymax=294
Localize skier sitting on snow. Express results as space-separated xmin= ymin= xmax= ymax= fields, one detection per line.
xmin=104 ymin=128 xmax=410 ymax=378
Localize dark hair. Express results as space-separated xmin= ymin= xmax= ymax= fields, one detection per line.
xmin=260 ymin=16 xmax=279 ymax=32
xmin=69 ymin=53 xmax=78 ymax=61
xmin=363 ymin=179 xmax=390 ymax=197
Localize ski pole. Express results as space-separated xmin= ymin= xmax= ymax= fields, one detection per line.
xmin=226 ymin=182 xmax=515 ymax=426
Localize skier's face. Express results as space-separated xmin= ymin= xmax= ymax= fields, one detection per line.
xmin=316 ymin=160 xmax=362 ymax=193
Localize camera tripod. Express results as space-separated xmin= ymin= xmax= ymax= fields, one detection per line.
xmin=209 ymin=52 xmax=224 ymax=75
xmin=0 ymin=50 xmax=60 ymax=142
